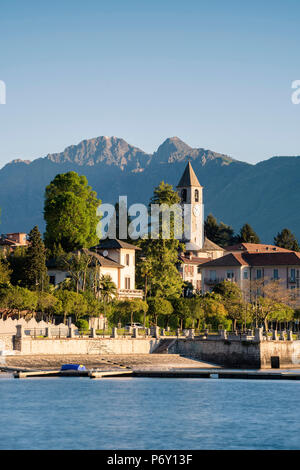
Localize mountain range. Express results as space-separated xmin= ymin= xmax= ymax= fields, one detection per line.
xmin=0 ymin=135 xmax=299 ymax=243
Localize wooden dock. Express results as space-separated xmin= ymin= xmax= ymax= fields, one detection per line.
xmin=90 ymin=370 xmax=133 ymax=379
xmin=9 ymin=366 xmax=300 ymax=380
xmin=12 ymin=368 xmax=132 ymax=379
xmin=13 ymin=369 xmax=90 ymax=378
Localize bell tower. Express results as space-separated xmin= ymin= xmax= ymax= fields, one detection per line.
xmin=177 ymin=161 xmax=204 ymax=249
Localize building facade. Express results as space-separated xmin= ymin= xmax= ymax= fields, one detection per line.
xmin=47 ymin=239 xmax=143 ymax=299
xmin=0 ymin=232 xmax=29 ymax=253
xmin=200 ymin=249 xmax=300 ymax=305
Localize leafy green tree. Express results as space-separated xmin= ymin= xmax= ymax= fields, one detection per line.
xmin=213 ymin=281 xmax=245 ymax=330
xmin=201 ymin=294 xmax=228 ymax=330
xmin=25 ymin=226 xmax=49 ymax=291
xmin=55 ymin=290 xmax=88 ymax=323
xmin=171 ymin=298 xmax=191 ymax=329
xmin=258 ymin=297 xmax=294 ymax=331
xmin=82 ymin=291 xmax=102 ymax=317
xmin=115 ymin=299 xmax=148 ymax=326
xmin=0 ymin=286 xmax=38 ymax=319
xmin=137 ymin=181 xmax=184 ymax=298
xmin=44 ymin=171 xmax=101 ymax=253
xmin=238 ymin=223 xmax=260 ymax=244
xmin=37 ymin=292 xmax=62 ymax=321
xmin=147 ymin=297 xmax=173 ymax=327
xmin=274 ymin=228 xmax=300 ymax=251
xmin=132 ymin=299 xmax=149 ymax=327
xmin=189 ymin=297 xmax=205 ymax=329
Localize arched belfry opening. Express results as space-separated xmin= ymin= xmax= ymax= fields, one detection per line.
xmin=181 ymin=189 xmax=187 ymax=202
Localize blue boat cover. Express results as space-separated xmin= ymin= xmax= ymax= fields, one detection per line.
xmin=60 ymin=364 xmax=86 ymax=371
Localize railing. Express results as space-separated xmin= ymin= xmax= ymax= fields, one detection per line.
xmin=204 ymin=277 xmax=236 ymax=285
xmin=117 ymin=289 xmax=144 ymax=299
xmin=24 ymin=327 xmax=70 ymax=338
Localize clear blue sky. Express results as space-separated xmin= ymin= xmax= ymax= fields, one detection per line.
xmin=0 ymin=0 xmax=300 ymax=168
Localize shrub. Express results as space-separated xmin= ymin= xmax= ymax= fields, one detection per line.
xmin=76 ymin=318 xmax=89 ymax=331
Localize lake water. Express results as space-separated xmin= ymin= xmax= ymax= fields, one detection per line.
xmin=0 ymin=375 xmax=299 ymax=450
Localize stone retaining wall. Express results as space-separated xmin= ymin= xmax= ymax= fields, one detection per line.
xmin=14 ymin=336 xmax=160 ymax=355
xmin=170 ymin=338 xmax=261 ymax=368
xmin=169 ymin=337 xmax=300 ymax=368
xmin=260 ymin=341 xmax=300 ymax=368
xmin=0 ymin=334 xmax=15 ymax=351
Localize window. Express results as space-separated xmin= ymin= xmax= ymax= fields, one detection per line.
xmin=226 ymin=271 xmax=234 ymax=279
xmin=243 ymin=270 xmax=248 ymax=280
xmin=49 ymin=275 xmax=56 ymax=285
xmin=185 ymin=265 xmax=194 ymax=276
xmin=195 ymin=189 xmax=199 ymax=202
xmin=125 ymin=254 xmax=130 ymax=266
xmin=256 ymin=269 xmax=262 ymax=279
xmin=273 ymin=269 xmax=279 ymax=280
xmin=125 ymin=277 xmax=131 ymax=289
xmin=181 ymin=189 xmax=187 ymax=202
xmin=291 ymin=269 xmax=296 ymax=282
xmin=209 ymin=270 xmax=216 ymax=281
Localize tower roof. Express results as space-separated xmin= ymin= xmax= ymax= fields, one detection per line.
xmin=177 ymin=161 xmax=202 ymax=188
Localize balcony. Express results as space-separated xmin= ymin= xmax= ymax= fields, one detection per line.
xmin=117 ymin=289 xmax=144 ymax=300
xmin=204 ymin=277 xmax=236 ymax=286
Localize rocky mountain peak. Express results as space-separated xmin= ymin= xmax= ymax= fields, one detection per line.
xmin=45 ymin=136 xmax=151 ymax=170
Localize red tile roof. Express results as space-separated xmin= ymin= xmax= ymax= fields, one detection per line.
xmin=200 ymin=251 xmax=300 ymax=268
xmin=225 ymin=243 xmax=292 ymax=253
xmin=200 ymin=253 xmax=249 ymax=268
xmin=243 ymin=252 xmax=300 ymax=266
xmin=179 ymin=255 xmax=211 ymax=265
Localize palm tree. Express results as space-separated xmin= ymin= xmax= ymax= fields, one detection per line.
xmin=98 ymin=275 xmax=117 ymax=330
xmin=99 ymin=274 xmax=117 ymax=303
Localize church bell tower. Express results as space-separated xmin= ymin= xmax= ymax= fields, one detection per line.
xmin=177 ymin=161 xmax=204 ymax=249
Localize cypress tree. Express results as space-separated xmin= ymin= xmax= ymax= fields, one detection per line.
xmin=25 ymin=226 xmax=49 ymax=291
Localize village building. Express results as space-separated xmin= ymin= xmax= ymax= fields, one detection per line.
xmin=47 ymin=239 xmax=143 ymax=300
xmin=175 ymin=162 xmax=300 ymax=302
xmin=0 ymin=232 xmax=29 ymax=253
xmin=200 ymin=250 xmax=300 ymax=305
